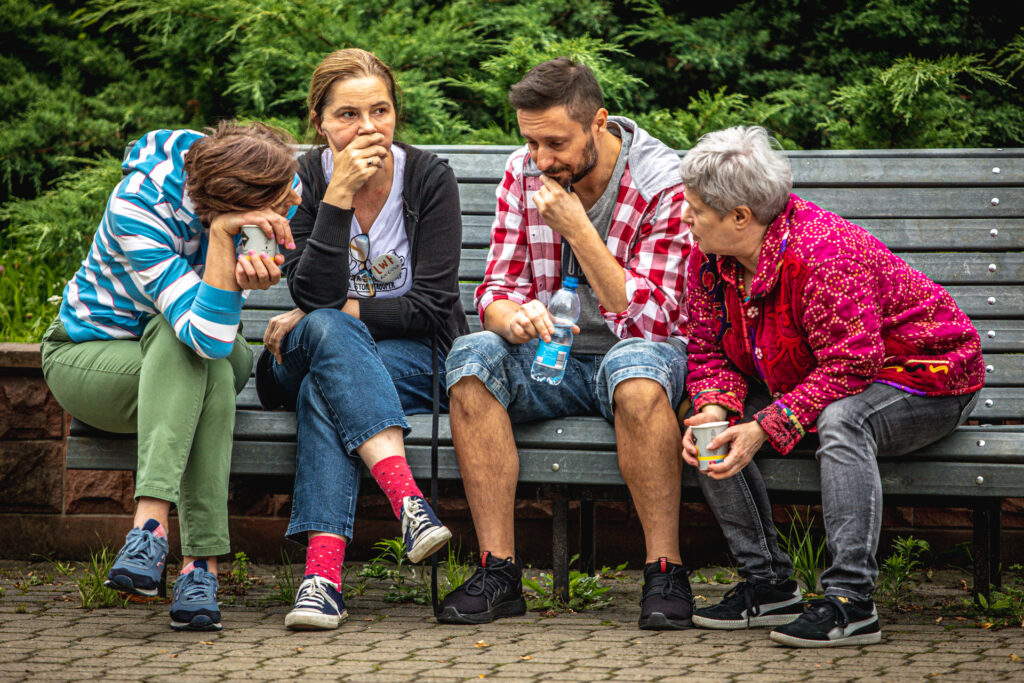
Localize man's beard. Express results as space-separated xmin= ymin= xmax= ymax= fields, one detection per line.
xmin=544 ymin=134 xmax=598 ymax=189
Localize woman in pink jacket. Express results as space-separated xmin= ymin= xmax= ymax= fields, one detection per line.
xmin=680 ymin=126 xmax=983 ymax=648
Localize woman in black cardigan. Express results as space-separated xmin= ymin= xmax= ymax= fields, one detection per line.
xmin=255 ymin=49 xmax=468 ymax=631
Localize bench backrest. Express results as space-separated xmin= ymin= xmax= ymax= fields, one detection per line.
xmin=241 ymin=146 xmax=1024 ymax=424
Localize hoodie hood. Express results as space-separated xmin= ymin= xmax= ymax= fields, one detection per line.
xmin=607 ymin=116 xmax=682 ymax=203
xmin=123 ymin=129 xmax=204 ymax=211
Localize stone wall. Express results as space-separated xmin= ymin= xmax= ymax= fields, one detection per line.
xmin=2 ymin=342 xmax=1022 ymax=568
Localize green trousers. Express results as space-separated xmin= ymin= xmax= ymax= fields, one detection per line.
xmin=41 ymin=315 xmax=252 ymax=556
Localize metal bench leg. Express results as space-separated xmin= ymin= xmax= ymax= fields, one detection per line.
xmin=552 ymin=497 xmax=570 ymax=604
xmin=973 ymin=498 xmax=1003 ymax=603
xmin=580 ymin=500 xmax=596 ymax=575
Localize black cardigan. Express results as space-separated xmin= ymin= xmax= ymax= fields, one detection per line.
xmin=281 ymin=143 xmax=469 ymax=353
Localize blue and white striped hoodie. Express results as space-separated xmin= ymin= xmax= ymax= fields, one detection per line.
xmin=59 ymin=129 xmax=298 ymax=359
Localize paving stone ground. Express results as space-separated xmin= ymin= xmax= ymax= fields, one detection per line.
xmin=0 ymin=560 xmax=1022 ymax=682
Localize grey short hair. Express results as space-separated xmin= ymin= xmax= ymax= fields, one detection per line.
xmin=678 ymin=126 xmax=793 ymax=225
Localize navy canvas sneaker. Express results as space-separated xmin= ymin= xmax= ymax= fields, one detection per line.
xmin=285 ymin=575 xmax=348 ymax=630
xmin=638 ymin=558 xmax=694 ymax=630
xmin=104 ymin=519 xmax=168 ymax=597
xmin=693 ymin=579 xmax=803 ymax=629
xmin=437 ymin=552 xmax=527 ymax=624
xmin=770 ymin=595 xmax=881 ymax=647
xmin=169 ymin=561 xmax=222 ymax=631
xmin=401 ymin=496 xmax=452 ymax=563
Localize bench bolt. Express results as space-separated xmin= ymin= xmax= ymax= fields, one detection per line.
xmin=986 ymin=364 xmax=994 ymax=373
xmin=992 ymin=167 xmax=1001 ymax=174
xmin=978 ymin=440 xmax=986 ymax=447
xmin=987 ymin=330 xmax=996 ymax=338
xmin=991 ymin=197 xmax=1000 ymax=206
xmin=988 ymin=263 xmax=998 ymax=272
xmin=985 ymin=399 xmax=994 ymax=407
xmin=976 ymin=476 xmax=985 ymax=485
xmin=551 ymin=463 xmax=560 ymax=472
xmin=555 ymin=428 xmax=564 ymax=435
xmin=988 ymin=297 xmax=996 ymax=305
xmin=990 ymin=228 xmax=999 ymax=237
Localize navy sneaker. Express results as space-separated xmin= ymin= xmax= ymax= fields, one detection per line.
xmin=104 ymin=519 xmax=168 ymax=597
xmin=693 ymin=579 xmax=803 ymax=629
xmin=285 ymin=575 xmax=348 ymax=631
xmin=169 ymin=561 xmax=222 ymax=631
xmin=437 ymin=552 xmax=527 ymax=624
xmin=401 ymin=496 xmax=452 ymax=563
xmin=770 ymin=596 xmax=881 ymax=647
xmin=638 ymin=558 xmax=694 ymax=630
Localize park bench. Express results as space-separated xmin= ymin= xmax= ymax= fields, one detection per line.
xmin=66 ymin=145 xmax=1024 ymax=603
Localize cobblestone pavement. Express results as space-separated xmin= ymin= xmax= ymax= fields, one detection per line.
xmin=1 ymin=560 xmax=1023 ymax=682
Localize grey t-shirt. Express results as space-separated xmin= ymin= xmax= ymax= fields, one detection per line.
xmin=563 ymin=123 xmax=633 ymax=354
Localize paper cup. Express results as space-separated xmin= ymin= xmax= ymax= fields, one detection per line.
xmin=692 ymin=421 xmax=729 ymax=471
xmin=239 ymin=224 xmax=277 ymax=258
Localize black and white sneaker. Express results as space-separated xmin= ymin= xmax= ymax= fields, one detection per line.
xmin=770 ymin=596 xmax=881 ymax=647
xmin=436 ymin=552 xmax=527 ymax=624
xmin=693 ymin=579 xmax=803 ymax=629
xmin=401 ymin=496 xmax=452 ymax=564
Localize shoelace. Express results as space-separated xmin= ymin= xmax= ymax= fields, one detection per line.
xmin=121 ymin=529 xmax=162 ymax=566
xmin=718 ymin=581 xmax=761 ymax=626
xmin=176 ymin=569 xmax=217 ymax=602
xmin=294 ymin=577 xmax=335 ymax=611
xmin=405 ymin=498 xmax=431 ymax=535
xmin=804 ymin=596 xmax=851 ymax=628
xmin=463 ymin=560 xmax=515 ymax=598
xmin=641 ymin=565 xmax=692 ymax=606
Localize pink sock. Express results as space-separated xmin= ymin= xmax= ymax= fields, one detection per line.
xmin=370 ymin=455 xmax=423 ymax=519
xmin=305 ymin=535 xmax=346 ymax=586
xmin=179 ymin=559 xmax=211 ymax=575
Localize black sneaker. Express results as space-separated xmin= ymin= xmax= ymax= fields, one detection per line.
xmin=770 ymin=596 xmax=881 ymax=647
xmin=436 ymin=552 xmax=527 ymax=624
xmin=693 ymin=579 xmax=803 ymax=629
xmin=638 ymin=557 xmax=694 ymax=630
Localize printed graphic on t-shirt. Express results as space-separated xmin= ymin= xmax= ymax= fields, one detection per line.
xmin=349 ymin=249 xmax=409 ymax=297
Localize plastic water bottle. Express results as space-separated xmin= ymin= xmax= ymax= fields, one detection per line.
xmin=531 ymin=277 xmax=581 ymax=385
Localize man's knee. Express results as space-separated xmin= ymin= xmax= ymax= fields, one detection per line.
xmin=598 ymin=338 xmax=685 ymax=419
xmin=612 ymin=376 xmax=667 ymax=418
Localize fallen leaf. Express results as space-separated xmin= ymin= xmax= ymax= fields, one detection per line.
xmin=475 ymin=640 xmax=490 ymax=648
xmin=199 ymin=641 xmax=213 ymax=645
xmin=296 ymin=647 xmax=304 ymax=653
xmin=1010 ymin=654 xmax=1021 ymax=662
xmin=169 ymin=654 xmax=178 ymax=659
xmin=826 ymin=660 xmax=834 ymax=665
xmin=519 ymin=655 xmax=533 ymax=661
xmin=814 ymin=664 xmax=822 ymax=669
xmin=478 ymin=676 xmax=485 ymax=679
xmin=159 ymin=650 xmax=168 ymax=654
xmin=959 ymin=579 xmax=969 ymax=592
xmin=935 ymin=617 xmax=943 ymax=624
xmin=955 ymin=616 xmax=968 ymax=621
xmin=982 ymin=622 xmax=994 ymax=629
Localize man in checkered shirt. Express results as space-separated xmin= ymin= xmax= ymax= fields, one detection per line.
xmin=439 ymin=58 xmax=694 ymax=629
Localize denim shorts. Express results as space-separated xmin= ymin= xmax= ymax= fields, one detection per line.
xmin=444 ymin=331 xmax=688 ymax=423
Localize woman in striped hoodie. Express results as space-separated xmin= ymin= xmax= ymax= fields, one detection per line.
xmin=41 ymin=121 xmax=301 ymax=631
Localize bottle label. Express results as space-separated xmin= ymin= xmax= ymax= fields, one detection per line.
xmin=534 ymin=340 xmax=570 ymax=369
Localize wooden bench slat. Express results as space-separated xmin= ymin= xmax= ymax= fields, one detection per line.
xmin=436 ymin=150 xmax=1024 ymax=186
xmin=457 ymin=184 xmax=1024 ymax=217
xmin=454 ymin=250 xmax=1024 ymax=286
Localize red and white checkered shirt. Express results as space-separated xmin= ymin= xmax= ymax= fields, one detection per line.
xmin=476 ymin=146 xmax=692 ymax=342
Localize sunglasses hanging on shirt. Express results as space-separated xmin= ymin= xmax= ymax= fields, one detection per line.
xmin=349 ymin=233 xmax=401 ymax=298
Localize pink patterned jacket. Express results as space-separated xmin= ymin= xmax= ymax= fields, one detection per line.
xmin=686 ymin=194 xmax=984 ymax=455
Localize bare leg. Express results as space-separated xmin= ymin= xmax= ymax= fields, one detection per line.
xmin=449 ymin=377 xmax=518 ymax=559
xmin=613 ymin=378 xmax=682 ymax=565
xmin=133 ymin=497 xmax=218 ymax=573
xmin=353 ymin=426 xmax=405 ymax=469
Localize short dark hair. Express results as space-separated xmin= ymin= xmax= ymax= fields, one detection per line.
xmin=508 ymin=57 xmax=604 ymax=127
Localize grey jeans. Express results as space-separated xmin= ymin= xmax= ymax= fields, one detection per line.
xmin=698 ymin=382 xmax=978 ymax=601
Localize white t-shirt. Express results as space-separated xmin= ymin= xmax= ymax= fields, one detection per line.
xmin=322 ymin=145 xmax=411 ymax=299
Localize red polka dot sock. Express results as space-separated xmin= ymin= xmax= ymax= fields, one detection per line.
xmin=305 ymin=535 xmax=346 ymax=587
xmin=370 ymin=455 xmax=424 ymax=519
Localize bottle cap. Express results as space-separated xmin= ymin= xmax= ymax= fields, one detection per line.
xmin=562 ymin=276 xmax=579 ymax=289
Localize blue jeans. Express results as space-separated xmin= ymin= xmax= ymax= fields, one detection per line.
xmin=698 ymin=382 xmax=978 ymax=601
xmin=270 ymin=309 xmax=446 ymax=543
xmin=444 ymin=331 xmax=688 ymax=422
